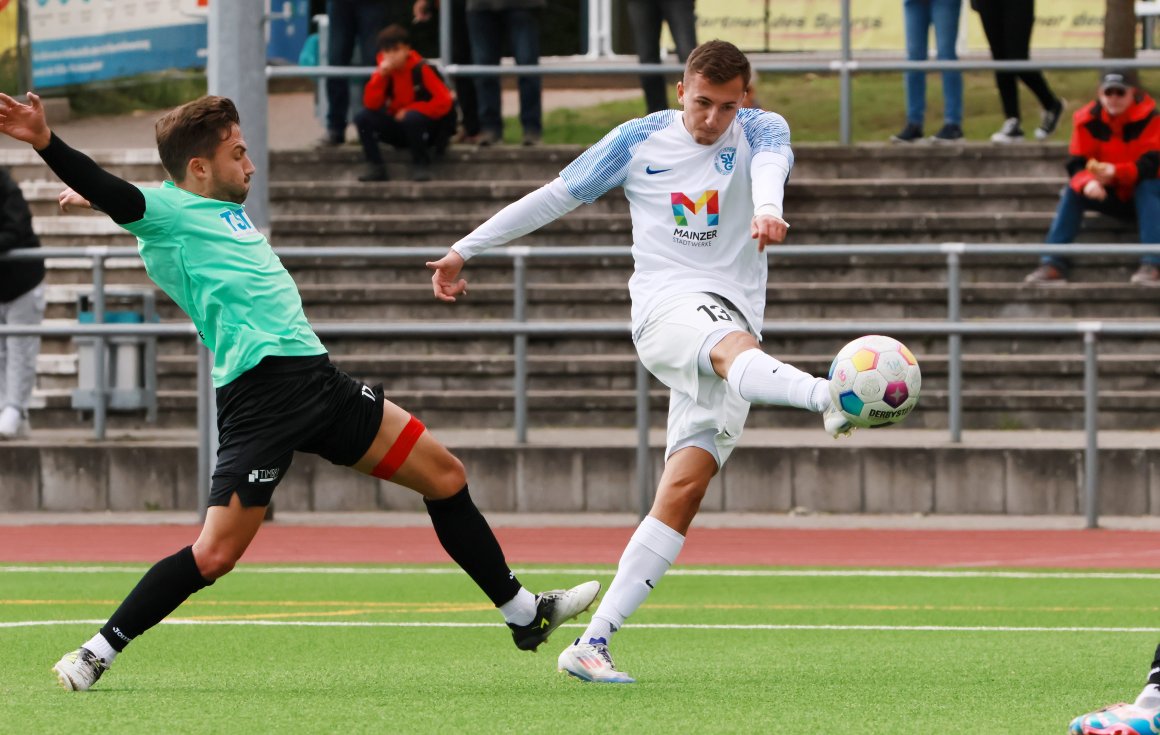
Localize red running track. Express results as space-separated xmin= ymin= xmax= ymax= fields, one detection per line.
xmin=2 ymin=525 xmax=1160 ymax=568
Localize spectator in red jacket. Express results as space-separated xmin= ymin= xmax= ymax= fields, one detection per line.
xmin=1026 ymin=70 xmax=1160 ymax=285
xmin=353 ymin=24 xmax=455 ymax=182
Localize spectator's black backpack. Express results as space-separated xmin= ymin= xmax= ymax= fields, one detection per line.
xmin=411 ymin=60 xmax=459 ymax=153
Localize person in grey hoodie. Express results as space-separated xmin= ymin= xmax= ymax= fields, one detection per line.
xmin=0 ymin=166 xmax=43 ymax=438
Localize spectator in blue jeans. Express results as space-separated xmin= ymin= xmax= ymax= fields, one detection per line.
xmin=628 ymin=0 xmax=697 ymax=114
xmin=466 ymin=0 xmax=543 ymax=146
xmin=320 ymin=0 xmax=395 ymax=146
xmin=1025 ymin=71 xmax=1160 ymax=285
xmin=891 ymin=0 xmax=963 ymax=144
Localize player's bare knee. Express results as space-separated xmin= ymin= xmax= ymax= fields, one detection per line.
xmin=192 ymin=543 xmax=241 ymax=581
xmin=432 ymin=453 xmax=467 ymax=496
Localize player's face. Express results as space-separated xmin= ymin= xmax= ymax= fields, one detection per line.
xmin=205 ymin=124 xmax=254 ymax=204
xmin=677 ymin=73 xmax=746 ymax=145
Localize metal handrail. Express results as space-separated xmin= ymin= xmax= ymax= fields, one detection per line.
xmin=264 ymin=54 xmax=1160 ymax=148
xmin=5 ymin=239 xmax=1157 ymax=435
xmin=266 ymin=57 xmax=1160 ymax=80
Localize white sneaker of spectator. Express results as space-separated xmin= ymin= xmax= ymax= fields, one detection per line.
xmin=990 ymin=117 xmax=1024 ymax=144
xmin=0 ymin=405 xmax=29 ymax=438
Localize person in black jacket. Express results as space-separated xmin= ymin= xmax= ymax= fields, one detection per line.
xmin=0 ymin=167 xmax=43 ymax=438
xmin=972 ymin=0 xmax=1065 ymax=143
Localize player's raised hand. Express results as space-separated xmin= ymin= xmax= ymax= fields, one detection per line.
xmin=0 ymin=92 xmax=52 ymax=149
xmin=750 ymin=213 xmax=789 ymax=252
xmin=58 ymin=187 xmax=91 ymax=213
xmin=426 ymin=250 xmax=469 ymax=302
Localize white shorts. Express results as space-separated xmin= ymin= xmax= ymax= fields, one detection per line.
xmin=633 ymin=292 xmax=754 ymax=467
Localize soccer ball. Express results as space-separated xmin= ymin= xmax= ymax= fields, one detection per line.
xmin=827 ymin=335 xmax=921 ymax=428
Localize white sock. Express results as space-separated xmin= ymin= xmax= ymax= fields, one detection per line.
xmin=499 ymin=587 xmax=537 ymax=626
xmin=726 ymin=348 xmax=829 ymax=412
xmin=581 ymin=516 xmax=684 ymax=643
xmin=83 ymin=633 xmax=118 ymax=664
xmin=1136 ymin=683 xmax=1160 ymax=708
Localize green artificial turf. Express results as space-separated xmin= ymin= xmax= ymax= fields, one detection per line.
xmin=2 ymin=564 xmax=1158 ymax=733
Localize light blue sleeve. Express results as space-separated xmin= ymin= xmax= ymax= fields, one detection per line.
xmin=559 ymin=110 xmax=678 ymax=204
xmin=738 ymin=108 xmax=794 ymax=171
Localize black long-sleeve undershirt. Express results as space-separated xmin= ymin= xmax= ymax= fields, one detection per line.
xmin=35 ymin=132 xmax=146 ymax=225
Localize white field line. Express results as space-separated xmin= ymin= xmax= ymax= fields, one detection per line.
xmin=4 ymin=566 xmax=1160 ymax=580
xmin=2 ymin=619 xmax=1160 ymax=633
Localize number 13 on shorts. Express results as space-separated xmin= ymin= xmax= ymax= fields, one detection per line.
xmin=697 ymin=303 xmax=733 ymax=323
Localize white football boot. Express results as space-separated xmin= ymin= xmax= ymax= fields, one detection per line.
xmin=558 ymin=637 xmax=636 ymax=683
xmin=53 ymin=647 xmax=109 ymax=691
xmin=508 ymin=580 xmax=601 ymax=652
xmin=823 ymin=400 xmax=855 ymax=439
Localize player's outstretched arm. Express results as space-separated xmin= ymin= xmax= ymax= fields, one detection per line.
xmin=426 ymin=250 xmax=468 ymax=302
xmin=429 ymin=177 xmax=584 ymax=302
xmin=0 ymin=93 xmax=144 ymax=224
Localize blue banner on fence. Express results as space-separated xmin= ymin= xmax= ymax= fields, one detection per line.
xmin=31 ymin=24 xmax=206 ymax=88
xmin=30 ymin=0 xmax=206 ymax=88
xmin=28 ymin=0 xmax=312 ymax=89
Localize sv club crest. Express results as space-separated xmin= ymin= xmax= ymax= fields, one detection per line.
xmin=715 ymin=147 xmax=736 ymax=175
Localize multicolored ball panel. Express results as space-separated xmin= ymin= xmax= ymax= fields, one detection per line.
xmin=883 ymin=381 xmax=909 ymax=408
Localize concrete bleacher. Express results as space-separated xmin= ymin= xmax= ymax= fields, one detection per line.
xmin=3 ymin=142 xmax=1159 ymax=514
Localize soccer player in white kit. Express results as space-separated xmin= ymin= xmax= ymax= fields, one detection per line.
xmin=427 ymin=40 xmax=852 ymax=683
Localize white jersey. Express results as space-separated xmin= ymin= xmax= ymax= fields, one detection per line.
xmin=560 ymin=107 xmax=793 ymax=337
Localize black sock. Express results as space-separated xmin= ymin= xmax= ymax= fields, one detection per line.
xmin=100 ymin=545 xmax=212 ymax=652
xmin=424 ymin=485 xmax=522 ymax=607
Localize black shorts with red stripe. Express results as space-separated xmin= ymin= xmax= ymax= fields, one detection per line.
xmin=209 ymin=354 xmax=385 ymax=507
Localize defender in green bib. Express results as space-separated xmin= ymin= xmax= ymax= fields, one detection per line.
xmin=0 ymin=92 xmax=598 ymax=691
xmin=126 ymin=181 xmax=326 ymax=386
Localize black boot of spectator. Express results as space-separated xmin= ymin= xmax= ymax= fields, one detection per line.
xmin=358 ymin=163 xmax=388 ymax=182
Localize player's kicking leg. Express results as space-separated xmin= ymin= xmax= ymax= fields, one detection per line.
xmin=53 ymin=491 xmax=266 ymax=690
xmin=708 ymin=330 xmax=853 ymax=438
xmin=1070 ymin=647 xmax=1160 ymax=734
xmin=353 ymin=396 xmax=599 ymax=651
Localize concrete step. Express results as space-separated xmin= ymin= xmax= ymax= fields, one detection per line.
xmin=2 ymin=141 xmax=1072 ymax=190
xmin=264 ymin=178 xmax=1067 ymax=217
xmin=44 ymin=281 xmax=1160 ymax=322
xmin=2 ymin=427 xmax=1155 ymax=515
xmin=43 ymin=250 xmax=1156 ymax=290
xmin=21 ymin=176 xmax=1069 ymax=220
xmin=264 ymin=211 xmax=1136 ymax=247
xmin=32 ymin=351 xmax=1160 ymax=396
xmin=27 ymin=202 xmax=1135 ymax=250
xmin=24 ymin=385 xmax=1160 ymax=433
xmin=264 ymin=142 xmax=1071 ymax=182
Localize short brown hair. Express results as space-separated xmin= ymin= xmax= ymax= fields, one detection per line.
xmin=154 ymin=96 xmax=240 ymax=181
xmin=685 ymin=40 xmax=751 ymax=90
xmin=377 ymin=24 xmax=410 ymax=51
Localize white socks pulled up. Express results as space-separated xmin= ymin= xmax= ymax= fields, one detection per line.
xmin=581 ymin=516 xmax=685 ymax=643
xmin=725 ymin=348 xmax=829 ymax=412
